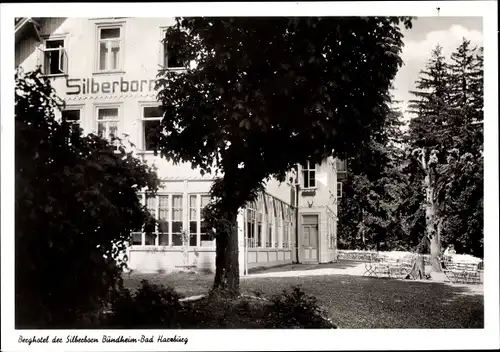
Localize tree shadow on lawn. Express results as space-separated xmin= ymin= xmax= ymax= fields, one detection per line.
xmin=242 ymin=275 xmax=484 ymax=329
xmin=123 ymin=271 xmax=483 ymax=329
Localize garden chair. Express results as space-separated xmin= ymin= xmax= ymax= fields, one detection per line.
xmin=363 ymin=252 xmax=379 ymax=277
xmin=443 ymin=261 xmax=482 ymax=284
xmin=396 ymin=255 xmax=415 ymax=279
xmin=373 ymin=254 xmax=393 ymax=278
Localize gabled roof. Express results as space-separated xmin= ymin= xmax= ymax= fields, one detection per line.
xmin=15 ymin=17 xmax=42 ymax=43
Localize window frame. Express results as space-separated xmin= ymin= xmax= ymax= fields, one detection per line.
xmin=40 ymin=36 xmax=68 ymax=76
xmin=301 ymin=161 xmax=317 ymax=189
xmin=187 ymin=193 xmax=214 ymax=248
xmin=140 ymin=103 xmax=164 ymax=152
xmin=336 ymin=158 xmax=348 ymax=180
xmin=94 ymin=103 xmax=122 ymax=149
xmin=170 ymin=194 xmax=184 ymax=247
xmin=61 ymin=104 xmax=83 ymax=127
xmin=337 ymin=182 xmax=343 ymax=198
xmin=95 ymin=23 xmax=125 ymax=73
xmin=246 ymin=201 xmax=257 ymax=248
xmin=159 ymin=26 xmax=188 ymax=71
xmin=131 ymin=192 xmax=187 ymax=248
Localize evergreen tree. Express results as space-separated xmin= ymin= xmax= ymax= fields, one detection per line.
xmin=449 ymin=38 xmax=483 ymax=126
xmin=338 ymin=105 xmax=407 ymax=251
xmin=405 ymin=45 xmax=452 ymax=271
xmin=440 ymin=39 xmax=484 ymax=257
xmin=405 ymin=41 xmax=484 ymax=270
xmin=407 ymin=45 xmax=452 ymax=149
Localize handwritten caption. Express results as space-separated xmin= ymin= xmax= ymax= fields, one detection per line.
xmin=18 ymin=335 xmax=188 ymax=345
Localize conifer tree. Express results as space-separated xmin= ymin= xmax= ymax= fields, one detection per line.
xmin=441 ymin=39 xmax=484 ymax=257
xmin=406 ymin=45 xmax=452 ymax=271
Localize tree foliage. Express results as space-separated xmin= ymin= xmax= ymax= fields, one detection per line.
xmin=155 ymin=17 xmax=413 ymax=294
xmin=338 ymin=105 xmax=408 ymax=251
xmin=339 ymin=37 xmax=483 ymax=259
xmin=15 ymin=68 xmax=159 ymax=327
xmin=403 ymin=39 xmax=483 ymax=258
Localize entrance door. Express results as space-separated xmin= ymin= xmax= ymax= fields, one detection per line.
xmin=302 ymin=215 xmax=318 ymax=262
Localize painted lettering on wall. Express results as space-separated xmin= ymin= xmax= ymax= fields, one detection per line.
xmin=66 ymin=78 xmax=159 ymax=95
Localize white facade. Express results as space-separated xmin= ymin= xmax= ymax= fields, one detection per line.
xmin=15 ymin=17 xmax=340 ymax=275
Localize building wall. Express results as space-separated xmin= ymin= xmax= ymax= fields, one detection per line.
xmin=296 ymin=157 xmax=338 ymax=263
xmin=16 ymin=17 xmax=339 ymax=274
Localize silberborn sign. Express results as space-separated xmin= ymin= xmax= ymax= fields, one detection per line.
xmin=66 ymin=77 xmax=159 ymax=95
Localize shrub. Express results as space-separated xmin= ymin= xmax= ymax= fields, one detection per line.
xmin=105 ymin=280 xmax=187 ymax=328
xmin=15 ymin=68 xmax=159 ymax=328
xmin=264 ymin=286 xmax=336 ymax=328
xmin=104 ymin=282 xmax=335 ymax=329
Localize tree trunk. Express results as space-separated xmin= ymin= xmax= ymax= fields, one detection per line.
xmin=361 ymin=209 xmax=366 ymax=250
xmin=212 ymin=211 xmax=240 ymax=297
xmin=424 ymin=170 xmax=442 ymax=272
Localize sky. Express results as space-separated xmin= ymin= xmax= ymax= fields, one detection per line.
xmin=391 ymin=16 xmax=484 ymax=123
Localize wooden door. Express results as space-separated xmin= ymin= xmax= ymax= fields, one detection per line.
xmin=302 ymin=215 xmax=319 ymax=262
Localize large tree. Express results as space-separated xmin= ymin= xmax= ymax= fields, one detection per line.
xmin=406 ymin=41 xmax=484 ymax=271
xmin=406 ymin=45 xmax=452 ymax=271
xmin=155 ymin=17 xmax=412 ymax=296
xmin=15 ymin=68 xmax=159 ymax=327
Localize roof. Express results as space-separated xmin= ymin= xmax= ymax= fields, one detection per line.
xmin=15 ymin=17 xmax=41 ymax=42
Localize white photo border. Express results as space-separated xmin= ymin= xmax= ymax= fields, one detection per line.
xmin=1 ymin=2 xmax=498 ymax=351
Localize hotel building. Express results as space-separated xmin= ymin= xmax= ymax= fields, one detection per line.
xmin=15 ymin=17 xmax=344 ymax=275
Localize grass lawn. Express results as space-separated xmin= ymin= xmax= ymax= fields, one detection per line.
xmin=123 ymin=271 xmax=483 ymax=329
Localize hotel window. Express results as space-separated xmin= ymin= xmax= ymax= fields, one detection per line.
xmin=273 ymin=198 xmax=280 ymax=248
xmin=246 ymin=202 xmax=256 ymax=248
xmin=158 ymin=195 xmax=169 ymax=245
xmin=265 ymin=195 xmax=273 ymax=248
xmin=142 ymin=106 xmax=163 ymax=151
xmin=161 ymin=29 xmax=188 ymax=69
xmin=301 ymin=161 xmax=316 ymax=189
xmin=289 ymin=207 xmax=296 ymax=248
xmin=188 ymin=194 xmax=213 ymax=247
xmin=132 ymin=193 xmax=188 ymax=247
xmin=41 ymin=38 xmax=67 ymax=75
xmin=283 ymin=205 xmax=289 ymax=248
xmin=199 ymin=195 xmax=213 ymax=246
xmin=96 ymin=107 xmax=119 ymax=148
xmin=144 ymin=195 xmax=157 ymax=245
xmin=336 ymin=159 xmax=348 ymax=180
xmin=131 ymin=193 xmax=159 ymax=246
xmin=97 ymin=26 xmax=122 ymax=72
xmin=62 ymin=107 xmax=81 ymax=126
xmin=256 ymin=194 xmax=263 ymax=247
xmin=189 ymin=195 xmax=198 ymax=247
xmin=172 ymin=195 xmax=184 ymax=246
